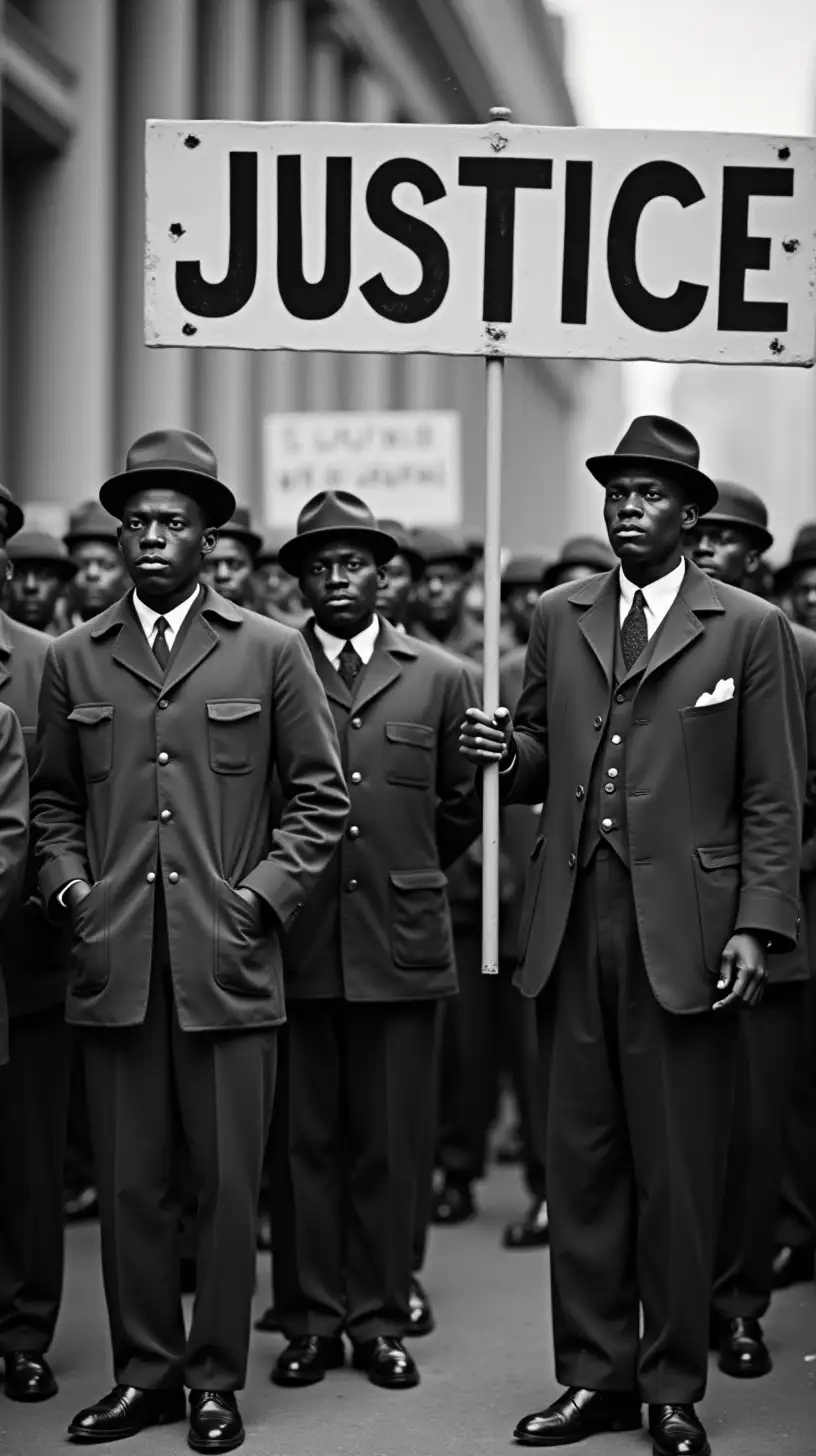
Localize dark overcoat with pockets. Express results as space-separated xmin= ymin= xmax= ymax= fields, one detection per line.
xmin=0 ymin=703 xmax=30 ymax=1063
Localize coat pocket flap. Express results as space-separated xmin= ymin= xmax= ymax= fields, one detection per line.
xmin=386 ymin=722 xmax=434 ymax=748
xmin=389 ymin=869 xmax=448 ymax=892
xmin=697 ymin=845 xmax=740 ymax=870
xmin=68 ymin=704 xmax=114 ymax=725
xmin=206 ymin=699 xmax=262 ymax=723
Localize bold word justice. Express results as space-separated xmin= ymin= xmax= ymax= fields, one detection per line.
xmin=176 ymin=153 xmax=794 ymax=334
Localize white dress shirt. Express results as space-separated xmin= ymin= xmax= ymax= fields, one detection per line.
xmin=618 ymin=558 xmax=686 ymax=637
xmin=132 ymin=583 xmax=201 ymax=652
xmin=313 ymin=616 xmax=380 ymax=670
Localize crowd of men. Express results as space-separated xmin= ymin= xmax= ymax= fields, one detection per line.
xmin=0 ymin=417 xmax=813 ymax=1456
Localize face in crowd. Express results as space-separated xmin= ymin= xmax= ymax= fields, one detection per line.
xmin=117 ymin=487 xmax=216 ymax=607
xmin=299 ymin=536 xmax=383 ymax=637
xmin=7 ymin=559 xmax=66 ymax=632
xmin=200 ymin=535 xmax=256 ymax=606
xmin=412 ymin=559 xmax=468 ymax=638
xmin=790 ymin=567 xmax=816 ymax=633
xmin=70 ymin=539 xmax=129 ymax=620
xmin=376 ymin=551 xmax=415 ymax=627
xmin=686 ymin=520 xmax=757 ymax=589
xmin=503 ymin=582 xmax=540 ymax=644
xmin=604 ymin=471 xmax=697 ymax=579
xmin=253 ymin=556 xmax=307 ymax=625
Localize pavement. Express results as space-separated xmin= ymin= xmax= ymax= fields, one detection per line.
xmin=1 ymin=1165 xmax=814 ymax=1456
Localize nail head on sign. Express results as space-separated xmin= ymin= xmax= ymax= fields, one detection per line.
xmin=489 ymin=107 xmax=512 ymax=122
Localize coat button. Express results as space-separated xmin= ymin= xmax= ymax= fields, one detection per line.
xmin=351 ymin=716 xmax=362 ymax=729
xmin=611 ymin=734 xmax=622 ymax=745
xmin=350 ymin=771 xmax=362 ymax=785
xmin=347 ymin=825 xmax=360 ymax=840
xmin=601 ymin=818 xmax=613 ymax=831
xmin=160 ymin=809 xmax=172 ymax=821
xmin=568 ymin=853 xmax=576 ymax=869
xmin=604 ymin=784 xmax=615 ymax=795
xmin=615 ymin=692 xmax=626 ymax=704
xmin=146 ymin=871 xmax=156 ymax=884
xmin=346 ymin=878 xmax=359 ymax=892
xmin=158 ymin=699 xmax=169 ymax=710
xmin=607 ymin=767 xmax=618 ymax=778
xmin=168 ymin=871 xmax=179 ymax=884
xmin=593 ymin=716 xmax=603 ymax=730
xmin=575 ymin=785 xmax=585 ymax=800
xmin=158 ymin=751 xmax=169 ymax=765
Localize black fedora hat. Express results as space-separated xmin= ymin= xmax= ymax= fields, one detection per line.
xmin=698 ymin=482 xmax=773 ymax=554
xmin=502 ymin=552 xmax=550 ymax=592
xmin=9 ymin=530 xmax=77 ymax=580
xmin=219 ymin=505 xmax=263 ymax=558
xmin=587 ymin=415 xmax=718 ymax=514
xmin=99 ymin=428 xmax=236 ymax=528
xmin=776 ymin=523 xmax=816 ymax=593
xmin=0 ymin=485 xmax=25 ymax=542
xmin=278 ymin=492 xmax=398 ymax=577
xmin=378 ymin=519 xmax=426 ymax=581
xmin=541 ymin=535 xmax=615 ymax=591
xmin=63 ymin=500 xmax=121 ymax=549
xmin=410 ymin=528 xmax=475 ymax=573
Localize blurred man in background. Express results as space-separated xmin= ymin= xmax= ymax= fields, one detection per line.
xmin=60 ymin=502 xmax=128 ymax=629
xmin=410 ymin=531 xmax=480 ymax=659
xmin=253 ymin=533 xmax=309 ymax=629
xmin=200 ymin=506 xmax=262 ymax=609
xmin=540 ymin=536 xmax=616 ymax=592
xmin=6 ymin=533 xmax=76 ymax=636
xmin=376 ymin=521 xmax=425 ymax=633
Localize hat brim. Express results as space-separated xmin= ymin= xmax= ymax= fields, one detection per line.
xmin=696 ymin=511 xmax=773 ymax=555
xmin=586 ymin=453 xmax=718 ymax=515
xmin=0 ymin=499 xmax=25 ymax=542
xmin=278 ymin=526 xmax=399 ymax=578
xmin=99 ymin=466 xmax=236 ymax=529
xmin=217 ymin=526 xmax=264 ymax=558
xmin=775 ymin=555 xmax=816 ymax=592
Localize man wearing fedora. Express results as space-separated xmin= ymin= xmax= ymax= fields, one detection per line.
xmin=6 ymin=530 xmax=77 ymax=636
xmin=540 ymin=537 xmax=616 ymax=592
xmin=376 ymin=520 xmax=426 ymax=633
xmin=0 ymin=490 xmax=72 ymax=1405
xmin=60 ymin=501 xmax=128 ymax=630
xmin=267 ymin=491 xmax=479 ymax=1393
xmin=686 ymin=483 xmax=816 ymax=1378
xmin=200 ymin=505 xmax=262 ymax=610
xmin=31 ymin=429 xmax=349 ymax=1452
xmin=777 ymin=524 xmax=816 ymax=634
xmin=461 ymin=416 xmax=805 ymax=1456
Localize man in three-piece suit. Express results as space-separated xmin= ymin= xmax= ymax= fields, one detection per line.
xmin=461 ymin=417 xmax=806 ymax=1456
xmin=31 ymin=430 xmax=349 ymax=1453
xmin=0 ymin=487 xmax=72 ymax=1406
xmin=269 ymin=492 xmax=479 ymax=1394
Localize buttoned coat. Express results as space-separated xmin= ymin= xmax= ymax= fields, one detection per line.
xmin=505 ymin=561 xmax=806 ymax=1013
xmin=31 ymin=586 xmax=349 ymax=1031
xmin=0 ymin=703 xmax=31 ymax=1063
xmin=498 ymin=645 xmax=541 ymax=963
xmin=281 ymin=617 xmax=480 ymax=1000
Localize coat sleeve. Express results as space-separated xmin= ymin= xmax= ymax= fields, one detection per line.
xmin=436 ymin=661 xmax=481 ymax=870
xmin=0 ymin=704 xmax=29 ymax=924
xmin=500 ymin=601 xmax=550 ymax=806
xmin=240 ymin=630 xmax=349 ymax=925
xmin=31 ymin=643 xmax=90 ymax=908
xmin=736 ymin=607 xmax=807 ymax=951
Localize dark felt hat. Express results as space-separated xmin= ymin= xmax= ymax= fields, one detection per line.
xmin=63 ymin=500 xmax=121 ymax=549
xmin=410 ymin=528 xmax=475 ymax=573
xmin=698 ymin=482 xmax=773 ymax=554
xmin=0 ymin=485 xmax=25 ymax=541
xmin=378 ymin=519 xmax=426 ymax=580
xmin=219 ymin=505 xmax=263 ymax=558
xmin=501 ymin=552 xmax=550 ymax=591
xmin=8 ymin=530 xmax=77 ymax=579
xmin=541 ymin=535 xmax=615 ymax=590
xmin=99 ymin=428 xmax=236 ymax=528
xmin=586 ymin=415 xmax=718 ymax=514
xmin=255 ymin=530 xmax=289 ymax=567
xmin=278 ymin=492 xmax=398 ymax=577
xmin=776 ymin=523 xmax=816 ymax=592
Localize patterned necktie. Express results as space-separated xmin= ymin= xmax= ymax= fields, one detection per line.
xmin=621 ymin=589 xmax=648 ymax=671
xmin=337 ymin=640 xmax=364 ymax=693
xmin=152 ymin=616 xmax=171 ymax=672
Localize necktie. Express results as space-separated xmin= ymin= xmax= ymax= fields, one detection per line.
xmin=621 ymin=589 xmax=648 ymax=671
xmin=152 ymin=616 xmax=171 ymax=672
xmin=337 ymin=640 xmax=364 ymax=693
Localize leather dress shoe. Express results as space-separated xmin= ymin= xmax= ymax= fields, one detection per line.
xmin=67 ymin=1384 xmax=186 ymax=1441
xmin=649 ymin=1405 xmax=710 ymax=1456
xmin=503 ymin=1198 xmax=549 ymax=1250
xmin=772 ymin=1241 xmax=814 ymax=1288
xmin=272 ymin=1335 xmax=345 ymax=1386
xmin=406 ymin=1276 xmax=435 ymax=1337
xmin=188 ymin=1391 xmax=244 ymax=1453
xmin=514 ymin=1387 xmax=641 ymax=1445
xmin=254 ymin=1305 xmax=282 ymax=1333
xmin=717 ymin=1316 xmax=771 ymax=1378
xmin=3 ymin=1352 xmax=58 ymax=1402
xmin=432 ymin=1179 xmax=475 ymax=1226
xmin=352 ymin=1336 xmax=419 ymax=1389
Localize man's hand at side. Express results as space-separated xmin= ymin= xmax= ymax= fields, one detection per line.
xmin=713 ymin=932 xmax=766 ymax=1011
xmin=459 ymin=707 xmax=514 ymax=765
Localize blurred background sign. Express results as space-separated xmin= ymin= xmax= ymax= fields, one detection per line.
xmin=264 ymin=411 xmax=462 ymax=529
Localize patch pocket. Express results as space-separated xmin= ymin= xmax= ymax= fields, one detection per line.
xmin=385 ymin=722 xmax=434 ymax=787
xmin=389 ymin=868 xmax=452 ymax=968
xmin=206 ymin=700 xmax=262 ymax=775
xmin=68 ymin=704 xmax=114 ymax=783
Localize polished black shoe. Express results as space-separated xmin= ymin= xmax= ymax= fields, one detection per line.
xmin=3 ymin=1352 xmax=58 ymax=1402
xmin=431 ymin=1178 xmax=475 ymax=1226
xmin=67 ymin=1384 xmax=186 ymax=1441
xmin=717 ymin=1316 xmax=771 ymax=1378
xmin=406 ymin=1276 xmax=435 ymax=1337
xmin=649 ymin=1404 xmax=710 ymax=1456
xmin=514 ymin=1387 xmax=641 ymax=1446
xmin=254 ymin=1305 xmax=282 ymax=1333
xmin=772 ymin=1241 xmax=814 ymax=1288
xmin=188 ymin=1391 xmax=244 ymax=1453
xmin=503 ymin=1198 xmax=549 ymax=1250
xmin=352 ymin=1336 xmax=420 ymax=1389
xmin=271 ymin=1335 xmax=345 ymax=1387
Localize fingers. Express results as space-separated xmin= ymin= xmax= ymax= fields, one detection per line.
xmin=713 ymin=963 xmax=765 ymax=1012
xmin=715 ymin=949 xmax=735 ymax=995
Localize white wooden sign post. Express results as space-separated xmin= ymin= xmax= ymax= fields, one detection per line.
xmin=145 ymin=114 xmax=816 ymax=975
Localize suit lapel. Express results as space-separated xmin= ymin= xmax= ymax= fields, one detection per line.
xmin=353 ymin=646 xmax=403 ymax=714
xmin=162 ymin=606 xmax=219 ymax=698
xmin=111 ymin=615 xmax=164 ymax=692
xmin=638 ymin=561 xmax=724 ymax=689
xmin=303 ymin=625 xmax=352 ymax=711
xmin=571 ymin=571 xmax=618 ymax=688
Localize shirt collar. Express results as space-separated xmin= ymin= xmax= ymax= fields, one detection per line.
xmin=619 ymin=557 xmax=686 ymax=617
xmin=132 ymin=583 xmax=201 ymax=639
xmin=313 ymin=615 xmax=380 ymax=666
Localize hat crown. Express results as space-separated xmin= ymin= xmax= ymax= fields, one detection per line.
xmin=224 ymin=505 xmax=253 ymax=533
xmin=125 ymin=428 xmax=218 ymax=481
xmin=559 ymin=535 xmax=616 ymax=569
xmin=502 ymin=552 xmax=550 ymax=585
xmin=708 ymin=481 xmax=769 ymax=534
xmin=611 ymin=415 xmax=701 ymax=475
xmin=9 ymin=529 xmax=70 ymax=562
xmin=65 ymin=501 xmax=120 ymax=542
xmin=411 ymin=528 xmax=473 ymax=567
xmin=295 ymin=490 xmax=381 ymax=541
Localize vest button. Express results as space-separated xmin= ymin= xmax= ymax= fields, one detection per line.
xmin=601 ymin=818 xmax=613 ymax=831
xmin=615 ymin=692 xmax=626 ymax=704
xmin=350 ymin=772 xmax=362 ymax=784
xmin=607 ymin=767 xmax=618 ymax=778
xmin=575 ymin=785 xmax=585 ymax=800
xmin=351 ymin=717 xmax=362 ymax=729
xmin=568 ymin=853 xmax=576 ymax=869
xmin=593 ymin=716 xmax=603 ymax=730
xmin=346 ymin=878 xmax=359 ymax=892
xmin=158 ymin=699 xmax=169 ymax=710
xmin=146 ymin=871 xmax=156 ymax=884
xmin=611 ymin=734 xmax=622 ymax=745
xmin=604 ymin=784 xmax=615 ymax=795
xmin=158 ymin=751 xmax=169 ymax=765
xmin=168 ymin=871 xmax=179 ymax=884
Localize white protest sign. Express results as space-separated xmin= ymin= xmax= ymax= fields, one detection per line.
xmin=264 ymin=411 xmax=461 ymax=529
xmin=146 ymin=119 xmax=816 ymax=366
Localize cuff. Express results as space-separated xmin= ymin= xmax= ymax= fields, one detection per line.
xmin=736 ymin=887 xmax=801 ymax=955
xmin=57 ymin=879 xmax=84 ymax=909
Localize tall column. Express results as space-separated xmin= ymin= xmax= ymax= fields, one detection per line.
xmin=10 ymin=0 xmax=116 ymax=515
xmin=195 ymin=0 xmax=259 ymax=509
xmin=117 ymin=0 xmax=196 ymax=458
xmin=306 ymin=25 xmax=343 ymax=413
xmin=347 ymin=68 xmax=393 ymax=412
xmin=403 ymin=355 xmax=442 ymax=411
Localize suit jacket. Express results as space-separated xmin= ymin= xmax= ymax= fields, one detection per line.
xmin=0 ymin=703 xmax=32 ymax=1063
xmin=0 ymin=611 xmax=70 ymax=1017
xmin=504 ymin=561 xmax=806 ymax=1013
xmin=498 ymin=644 xmax=542 ymax=962
xmin=786 ymin=620 xmax=816 ymax=981
xmin=31 ymin=586 xmax=349 ymax=1031
xmin=281 ymin=617 xmax=480 ymax=1000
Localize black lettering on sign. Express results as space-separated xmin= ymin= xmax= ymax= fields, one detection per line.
xmin=607 ymin=161 xmax=707 ymax=332
xmin=176 ymin=152 xmax=257 ymax=318
xmin=360 ymin=160 xmax=450 ymax=322
xmin=561 ymin=160 xmax=593 ymax=325
xmin=277 ymin=156 xmax=351 ymax=320
xmin=718 ymin=167 xmax=793 ymax=331
xmin=458 ymin=158 xmax=553 ymax=321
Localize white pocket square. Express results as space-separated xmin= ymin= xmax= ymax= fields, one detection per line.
xmin=694 ymin=677 xmax=734 ymax=708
